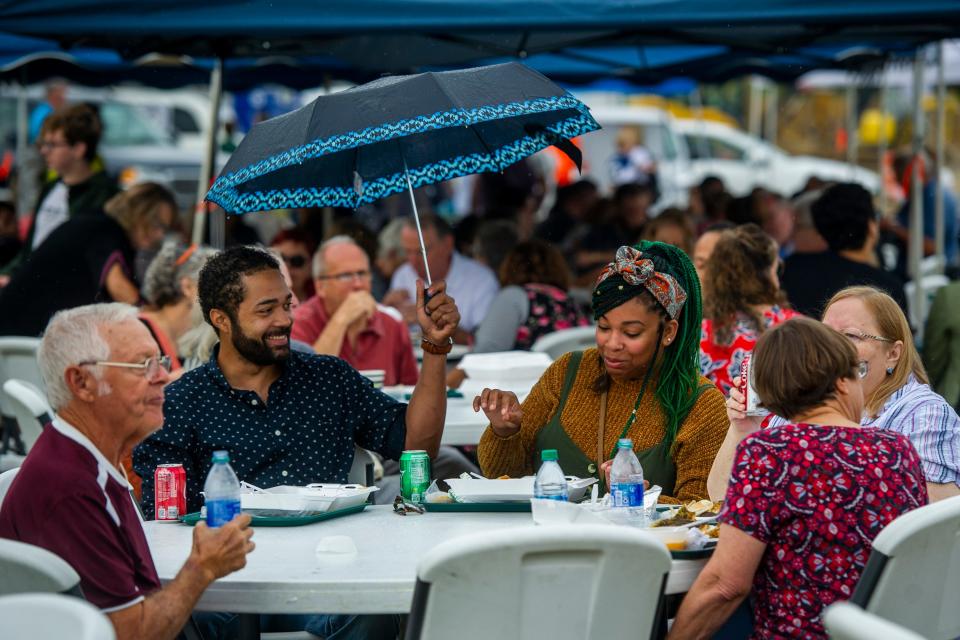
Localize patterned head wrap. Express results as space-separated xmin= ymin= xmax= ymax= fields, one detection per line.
xmin=593 ymin=245 xmax=687 ymax=320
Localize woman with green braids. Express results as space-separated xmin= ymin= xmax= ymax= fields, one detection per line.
xmin=475 ymin=241 xmax=728 ymax=502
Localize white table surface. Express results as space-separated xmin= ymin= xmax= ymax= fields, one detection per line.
xmin=145 ymin=506 xmax=707 ymax=615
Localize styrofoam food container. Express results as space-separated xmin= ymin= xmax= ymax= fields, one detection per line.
xmin=240 ymin=484 xmax=378 ymax=513
xmin=445 ymin=476 xmax=597 ymax=503
xmin=530 ymin=499 xmax=611 ymax=526
xmin=458 ymin=351 xmax=552 ymax=382
xmin=644 ymin=526 xmax=689 ymax=550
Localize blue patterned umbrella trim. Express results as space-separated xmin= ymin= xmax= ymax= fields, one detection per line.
xmin=208 ymin=93 xmax=589 ymax=193
xmin=207 ymin=110 xmax=598 ymax=214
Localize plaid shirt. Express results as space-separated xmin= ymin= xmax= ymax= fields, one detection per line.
xmin=768 ymin=375 xmax=960 ymax=486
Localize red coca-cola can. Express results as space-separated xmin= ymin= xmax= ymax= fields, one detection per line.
xmin=155 ymin=464 xmax=186 ymax=521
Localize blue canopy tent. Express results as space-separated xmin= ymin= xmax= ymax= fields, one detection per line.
xmin=2 ymin=0 xmax=958 ymax=251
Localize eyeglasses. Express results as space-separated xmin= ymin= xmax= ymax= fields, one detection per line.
xmin=841 ymin=330 xmax=894 ymax=344
xmin=318 ymin=269 xmax=372 ymax=284
xmin=392 ymin=495 xmax=424 ymax=515
xmin=281 ymin=254 xmax=308 ymax=269
xmin=857 ymin=360 xmax=870 ymax=379
xmin=79 ymin=355 xmax=172 ymax=378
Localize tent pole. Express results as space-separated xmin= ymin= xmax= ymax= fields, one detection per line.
xmin=845 ymin=84 xmax=858 ymax=178
xmin=14 ymin=80 xmax=29 ymax=218
xmin=935 ymin=40 xmax=946 ymax=272
xmin=909 ymin=49 xmax=925 ymax=328
xmin=748 ymin=76 xmax=762 ymax=138
xmin=193 ymin=56 xmax=224 ymax=247
xmin=403 ymin=159 xmax=433 ymax=288
xmin=764 ymin=82 xmax=778 ymax=144
xmin=878 ymin=63 xmax=889 ymax=217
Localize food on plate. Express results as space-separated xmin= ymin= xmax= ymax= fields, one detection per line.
xmin=685 ymin=499 xmax=723 ymax=517
xmin=652 ymin=505 xmax=697 ymax=527
xmin=425 ymin=492 xmax=455 ymax=504
xmin=698 ymin=523 xmax=720 ymax=538
xmin=496 ymin=475 xmax=511 ymax=480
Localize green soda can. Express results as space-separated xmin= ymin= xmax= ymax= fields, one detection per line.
xmin=400 ymin=450 xmax=431 ymax=504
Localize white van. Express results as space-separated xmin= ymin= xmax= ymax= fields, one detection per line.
xmin=674 ymin=118 xmax=881 ymax=197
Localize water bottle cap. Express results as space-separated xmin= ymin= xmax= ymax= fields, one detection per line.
xmin=540 ymin=449 xmax=558 ymax=462
xmin=617 ymin=438 xmax=634 ymax=449
xmin=212 ymin=450 xmax=230 ymax=463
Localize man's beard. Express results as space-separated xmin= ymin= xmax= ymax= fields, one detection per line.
xmin=230 ymin=319 xmax=291 ymax=366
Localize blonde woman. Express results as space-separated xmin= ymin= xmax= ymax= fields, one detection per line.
xmin=707 ymin=285 xmax=960 ymax=502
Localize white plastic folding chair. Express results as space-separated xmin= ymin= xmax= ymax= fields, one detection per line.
xmin=0 ymin=538 xmax=81 ymax=597
xmin=850 ymin=495 xmax=960 ymax=639
xmin=0 ymin=593 xmax=115 ymax=640
xmin=823 ymin=602 xmax=925 ymax=640
xmin=2 ymin=378 xmax=53 ymax=452
xmin=530 ymin=325 xmax=597 ymax=360
xmin=0 ymin=467 xmax=18 ymax=510
xmin=0 ymin=337 xmax=45 ymax=459
xmin=406 ymin=524 xmax=672 ymax=640
xmin=347 ymin=445 xmax=378 ymax=487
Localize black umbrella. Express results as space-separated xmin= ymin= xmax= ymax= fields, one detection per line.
xmin=206 ymin=62 xmax=599 ymax=287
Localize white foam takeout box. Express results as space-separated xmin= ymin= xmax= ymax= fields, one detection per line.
xmin=239 ymin=484 xmax=379 ymax=514
xmin=444 ymin=476 xmax=597 ymax=503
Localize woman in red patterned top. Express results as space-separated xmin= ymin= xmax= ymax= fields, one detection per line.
xmin=670 ymin=318 xmax=927 ymax=640
xmin=700 ymin=223 xmax=800 ymax=395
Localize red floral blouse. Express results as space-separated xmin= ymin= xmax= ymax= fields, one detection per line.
xmin=700 ymin=305 xmax=801 ymax=396
xmin=719 ymin=423 xmax=928 ymax=639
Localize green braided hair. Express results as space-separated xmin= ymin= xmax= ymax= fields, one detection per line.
xmin=591 ymin=240 xmax=703 ymax=448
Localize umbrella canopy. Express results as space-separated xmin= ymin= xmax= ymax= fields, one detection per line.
xmin=206 ymin=62 xmax=600 ymax=214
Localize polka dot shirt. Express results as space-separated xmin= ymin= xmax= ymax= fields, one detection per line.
xmin=134 ymin=348 xmax=407 ymax=517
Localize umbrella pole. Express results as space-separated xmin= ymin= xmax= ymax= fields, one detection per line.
xmin=403 ymin=161 xmax=433 ymax=288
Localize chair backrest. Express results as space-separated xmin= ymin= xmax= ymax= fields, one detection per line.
xmin=0 ymin=467 xmax=19 ymax=510
xmin=530 ymin=326 xmax=596 ymax=360
xmin=406 ymin=524 xmax=671 ymax=640
xmin=0 ymin=593 xmax=115 ymax=640
xmin=851 ymin=495 xmax=960 ymax=639
xmin=823 ymin=602 xmax=926 ymax=640
xmin=0 ymin=337 xmax=45 ymax=427
xmin=347 ymin=446 xmax=377 ymax=488
xmin=2 ymin=379 xmax=53 ymax=451
xmin=0 ymin=538 xmax=81 ymax=597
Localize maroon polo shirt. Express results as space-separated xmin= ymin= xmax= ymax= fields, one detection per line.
xmin=0 ymin=418 xmax=161 ymax=612
xmin=291 ymin=295 xmax=419 ymax=386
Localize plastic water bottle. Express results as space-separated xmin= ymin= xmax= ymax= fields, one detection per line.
xmin=204 ymin=450 xmax=241 ymax=527
xmin=533 ymin=449 xmax=568 ymax=501
xmin=611 ymin=438 xmax=644 ymax=525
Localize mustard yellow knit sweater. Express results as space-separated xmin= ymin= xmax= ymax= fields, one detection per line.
xmin=478 ymin=348 xmax=729 ymax=502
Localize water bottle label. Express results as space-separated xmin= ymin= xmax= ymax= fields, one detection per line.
xmin=206 ymin=498 xmax=241 ymax=527
xmin=534 ymin=492 xmax=568 ymax=502
xmin=612 ymin=482 xmax=644 ymax=508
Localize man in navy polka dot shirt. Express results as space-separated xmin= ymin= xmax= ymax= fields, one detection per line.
xmin=135 ymin=245 xmax=460 ymax=516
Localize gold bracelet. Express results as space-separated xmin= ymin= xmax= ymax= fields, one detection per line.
xmin=420 ymin=337 xmax=453 ymax=355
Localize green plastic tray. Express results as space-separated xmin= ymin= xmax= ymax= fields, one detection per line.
xmin=424 ymin=501 xmax=531 ymax=513
xmin=180 ymin=503 xmax=367 ymax=527
xmin=670 ymin=541 xmax=716 ymax=560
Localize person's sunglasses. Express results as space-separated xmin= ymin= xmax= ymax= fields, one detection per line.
xmin=79 ymin=355 xmax=172 ymax=378
xmin=392 ymin=495 xmax=424 ymax=515
xmin=282 ymin=254 xmax=308 ymax=269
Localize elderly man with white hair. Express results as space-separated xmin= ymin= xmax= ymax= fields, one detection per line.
xmin=0 ymin=303 xmax=254 ymax=640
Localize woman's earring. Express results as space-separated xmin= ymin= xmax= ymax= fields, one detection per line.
xmin=886 ymin=367 xmax=894 ymax=375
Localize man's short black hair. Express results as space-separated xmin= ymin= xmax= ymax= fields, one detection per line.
xmin=198 ymin=245 xmax=280 ymax=332
xmin=811 ymin=183 xmax=875 ymax=252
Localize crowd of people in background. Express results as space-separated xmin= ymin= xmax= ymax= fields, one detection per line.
xmin=2 ymin=97 xmax=960 ymax=640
